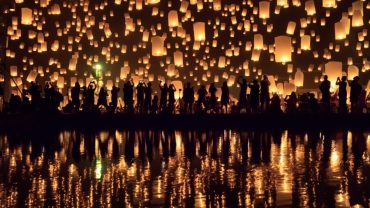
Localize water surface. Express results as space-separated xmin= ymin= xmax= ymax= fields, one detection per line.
xmin=0 ymin=130 xmax=369 ymax=207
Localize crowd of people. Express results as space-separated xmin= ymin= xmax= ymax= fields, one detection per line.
xmin=1 ymin=75 xmax=369 ymax=114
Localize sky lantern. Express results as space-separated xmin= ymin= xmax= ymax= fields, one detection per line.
xmin=193 ymin=22 xmax=206 ymax=42
xmin=151 ymin=36 xmax=165 ymax=56
xmin=276 ymin=0 xmax=288 ymax=7
xmin=167 ymin=64 xmax=177 ymax=77
xmin=323 ymin=0 xmax=336 ymax=8
xmin=171 ymin=80 xmax=183 ymax=99
xmin=259 ymin=1 xmax=270 ymax=19
xmin=274 ymin=36 xmax=292 ymax=63
xmin=283 ymin=82 xmax=296 ymax=96
xmin=305 ymin=0 xmax=316 ymax=16
xmin=334 ymin=22 xmax=346 ymax=40
xmin=147 ymin=0 xmax=160 ymax=4
xmin=213 ymin=0 xmax=221 ymax=11
xmin=286 ymin=21 xmax=296 ymax=35
xmin=21 ymin=8 xmax=33 ymax=25
xmin=301 ymin=35 xmax=311 ymax=50
xmin=174 ymin=50 xmax=184 ymax=67
xmin=352 ymin=10 xmax=363 ymax=27
xmin=325 ymin=61 xmax=342 ymax=88
xmin=10 ymin=66 xmax=18 ymax=77
xmin=347 ymin=65 xmax=359 ymax=80
xmin=254 ymin=34 xmax=263 ymax=50
xmin=168 ymin=10 xmax=179 ymax=27
xmin=218 ymin=56 xmax=226 ymax=68
xmin=294 ymin=68 xmax=304 ymax=87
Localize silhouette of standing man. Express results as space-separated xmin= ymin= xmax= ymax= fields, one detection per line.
xmin=319 ymin=75 xmax=331 ymax=113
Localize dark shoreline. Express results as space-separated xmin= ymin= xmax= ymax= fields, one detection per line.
xmin=1 ymin=112 xmax=370 ymax=132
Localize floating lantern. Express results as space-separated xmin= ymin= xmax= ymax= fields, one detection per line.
xmin=274 ymin=36 xmax=292 ymax=63
xmin=294 ymin=69 xmax=304 ymax=87
xmin=301 ymin=35 xmax=311 ymax=50
xmin=168 ymin=10 xmax=179 ymax=27
xmin=335 ymin=22 xmax=346 ymax=40
xmin=21 ymin=8 xmax=33 ymax=25
xmin=286 ymin=21 xmax=296 ymax=35
xmin=193 ymin=22 xmax=206 ymax=42
xmin=323 ymin=0 xmax=336 ymax=8
xmin=254 ymin=34 xmax=263 ymax=50
xmin=347 ymin=65 xmax=359 ymax=80
xmin=174 ymin=50 xmax=183 ymax=67
xmin=259 ymin=1 xmax=270 ymax=19
xmin=151 ymin=36 xmax=165 ymax=56
xmin=325 ymin=61 xmax=342 ymax=87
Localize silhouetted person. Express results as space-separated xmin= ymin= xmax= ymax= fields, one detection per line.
xmin=29 ymin=81 xmax=41 ymax=110
xmin=336 ymin=76 xmax=347 ymax=113
xmin=44 ymin=82 xmax=52 ymax=102
xmin=221 ymin=81 xmax=229 ymax=113
xmin=308 ymin=93 xmax=319 ymax=113
xmin=319 ymin=75 xmax=331 ymax=113
xmin=81 ymin=86 xmax=88 ymax=111
xmin=136 ymin=81 xmax=145 ymax=113
xmin=249 ymin=79 xmax=260 ymax=112
xmin=260 ymin=75 xmax=270 ymax=112
xmin=197 ymin=85 xmax=207 ymax=112
xmin=123 ymin=80 xmax=134 ymax=113
xmin=71 ymin=82 xmax=81 ymax=111
xmin=270 ymin=93 xmax=282 ymax=114
xmin=349 ymin=76 xmax=362 ymax=113
xmin=87 ymin=81 xmax=96 ymax=111
xmin=285 ymin=92 xmax=298 ymax=113
xmin=9 ymin=94 xmax=21 ymax=113
xmin=151 ymin=95 xmax=159 ymax=114
xmin=183 ymin=82 xmax=194 ymax=114
xmin=237 ymin=76 xmax=248 ymax=110
xmin=110 ymin=85 xmax=120 ymax=111
xmin=168 ymin=84 xmax=176 ymax=113
xmin=21 ymin=92 xmax=32 ymax=113
xmin=209 ymin=83 xmax=217 ymax=112
xmin=144 ymin=82 xmax=152 ymax=112
xmin=159 ymin=81 xmax=168 ymax=112
xmin=50 ymin=84 xmax=63 ymax=112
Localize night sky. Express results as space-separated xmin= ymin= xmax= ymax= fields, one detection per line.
xmin=3 ymin=0 xmax=370 ymax=96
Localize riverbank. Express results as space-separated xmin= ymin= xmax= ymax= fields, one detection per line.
xmin=1 ymin=112 xmax=370 ymax=131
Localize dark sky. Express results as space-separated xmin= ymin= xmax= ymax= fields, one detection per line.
xmin=4 ymin=0 xmax=370 ymax=95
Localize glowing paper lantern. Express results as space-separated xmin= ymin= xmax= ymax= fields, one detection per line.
xmin=259 ymin=1 xmax=270 ymax=19
xmin=323 ymin=0 xmax=336 ymax=8
xmin=218 ymin=56 xmax=226 ymax=68
xmin=335 ymin=22 xmax=346 ymax=40
xmin=174 ymin=50 xmax=183 ymax=67
xmin=193 ymin=22 xmax=206 ymax=42
xmin=167 ymin=64 xmax=177 ymax=77
xmin=305 ymin=0 xmax=316 ymax=15
xmin=21 ymin=8 xmax=33 ymax=25
xmin=294 ymin=69 xmax=304 ymax=87
xmin=254 ymin=34 xmax=264 ymax=50
xmin=26 ymin=70 xmax=38 ymax=82
xmin=286 ymin=22 xmax=296 ymax=35
xmin=10 ymin=66 xmax=17 ymax=77
xmin=151 ymin=36 xmax=165 ymax=56
xmin=352 ymin=10 xmax=363 ymax=27
xmin=301 ymin=35 xmax=311 ymax=50
xmin=168 ymin=10 xmax=179 ymax=27
xmin=274 ymin=36 xmax=292 ymax=63
xmin=171 ymin=80 xmax=183 ymax=99
xmin=57 ymin=76 xmax=64 ymax=89
xmin=347 ymin=65 xmax=359 ymax=80
xmin=213 ymin=0 xmax=221 ymax=11
xmin=325 ymin=61 xmax=342 ymax=87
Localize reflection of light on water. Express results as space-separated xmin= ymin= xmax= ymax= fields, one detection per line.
xmin=95 ymin=158 xmax=102 ymax=179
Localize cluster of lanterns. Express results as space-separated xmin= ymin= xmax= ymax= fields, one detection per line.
xmin=3 ymin=0 xmax=370 ymax=97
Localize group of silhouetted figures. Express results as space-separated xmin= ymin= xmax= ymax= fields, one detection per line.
xmin=1 ymin=75 xmax=369 ymax=114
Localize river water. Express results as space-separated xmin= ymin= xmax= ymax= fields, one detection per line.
xmin=0 ymin=129 xmax=369 ymax=207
